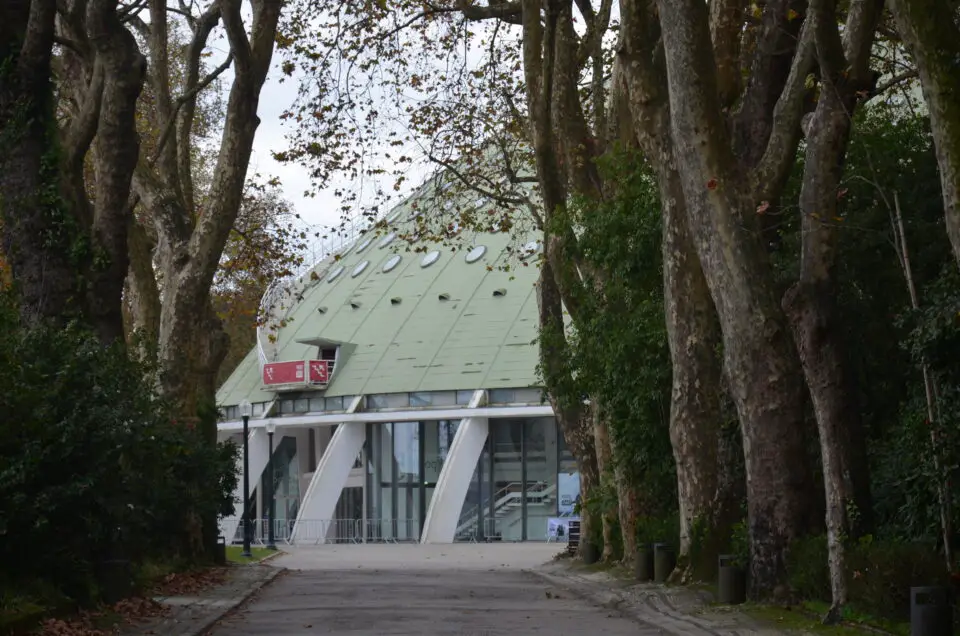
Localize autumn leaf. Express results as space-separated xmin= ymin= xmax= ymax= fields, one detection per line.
xmin=757 ymin=201 xmax=771 ymax=215
xmin=787 ymin=8 xmax=800 ymax=20
xmin=706 ymin=178 xmax=719 ymax=191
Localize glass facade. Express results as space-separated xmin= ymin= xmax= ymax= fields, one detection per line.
xmin=355 ymin=416 xmax=577 ymax=542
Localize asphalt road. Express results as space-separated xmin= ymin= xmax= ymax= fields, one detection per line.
xmin=208 ymin=544 xmax=658 ymax=635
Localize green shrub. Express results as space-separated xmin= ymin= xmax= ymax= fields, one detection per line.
xmin=0 ymin=296 xmax=238 ymax=607
xmin=787 ymin=534 xmax=956 ymax=624
xmin=635 ymin=514 xmax=681 ymax=551
xmin=785 ymin=534 xmax=831 ymax=601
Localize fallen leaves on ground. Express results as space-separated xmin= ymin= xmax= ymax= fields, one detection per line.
xmin=151 ymin=566 xmax=228 ymax=597
xmin=36 ymin=597 xmax=168 ymax=636
xmin=35 ymin=566 xmax=229 ymax=635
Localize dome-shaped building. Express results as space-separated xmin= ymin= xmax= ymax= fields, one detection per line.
xmin=216 ymin=178 xmax=581 ymax=545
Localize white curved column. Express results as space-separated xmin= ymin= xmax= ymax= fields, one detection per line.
xmin=218 ymin=428 xmax=270 ymax=542
xmin=291 ymin=396 xmax=364 ymax=544
xmin=420 ymin=390 xmax=488 ymax=544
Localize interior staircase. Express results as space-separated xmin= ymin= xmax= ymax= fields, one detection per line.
xmin=454 ymin=481 xmax=556 ymax=540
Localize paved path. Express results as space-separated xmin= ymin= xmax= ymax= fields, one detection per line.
xmin=118 ymin=564 xmax=281 ymax=636
xmin=208 ymin=544 xmax=656 ymax=635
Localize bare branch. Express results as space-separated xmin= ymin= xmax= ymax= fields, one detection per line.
xmin=220 ymin=0 xmax=252 ymax=77
xmin=175 ymin=1 xmax=223 ymax=212
xmin=752 ymin=19 xmax=814 ymax=202
xmin=62 ymin=57 xmax=104 ymax=171
xmin=426 ymin=151 xmax=530 ymax=207
xmin=152 ymin=51 xmax=233 ymax=167
xmin=871 ymin=68 xmax=919 ymax=96
xmin=454 ymin=0 xmax=523 ymax=24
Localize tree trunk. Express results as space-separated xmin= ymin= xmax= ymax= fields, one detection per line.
xmin=125 ymin=217 xmax=162 ymax=355
xmin=537 ymin=264 xmax=601 ymax=557
xmin=85 ymin=0 xmax=147 ymax=345
xmin=609 ymin=430 xmax=640 ymax=563
xmin=654 ymin=0 xmax=813 ymax=598
xmin=782 ymin=1 xmax=880 ymax=621
xmin=661 ymin=167 xmax=732 ymax=581
xmin=592 ymin=403 xmax=618 ymax=561
xmin=0 ymin=0 xmax=83 ymax=327
xmin=614 ymin=12 xmax=735 ymax=582
xmin=889 ymin=0 xmax=960 ymax=267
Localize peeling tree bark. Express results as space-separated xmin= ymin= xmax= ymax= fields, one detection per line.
xmin=125 ymin=216 xmax=162 ymax=355
xmin=132 ymin=0 xmax=282 ymax=427
xmin=592 ymin=403 xmax=618 ymax=561
xmin=653 ymin=0 xmax=814 ymax=597
xmin=615 ymin=3 xmax=731 ymax=579
xmin=889 ymin=0 xmax=960 ymax=267
xmin=781 ymin=0 xmax=880 ymax=621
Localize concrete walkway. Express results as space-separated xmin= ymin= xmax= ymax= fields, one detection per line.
xmin=208 ymin=544 xmax=652 ymax=635
xmin=122 ymin=544 xmax=800 ymax=636
xmin=118 ymin=563 xmax=281 ymax=636
xmin=205 ymin=544 xmax=797 ymax=636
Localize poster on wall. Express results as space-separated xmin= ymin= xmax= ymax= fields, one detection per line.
xmin=547 ymin=516 xmax=580 ymax=541
xmin=557 ymin=471 xmax=581 ymax=515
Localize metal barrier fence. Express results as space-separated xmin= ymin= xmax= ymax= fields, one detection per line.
xmin=453 ymin=518 xmax=505 ymax=543
xmin=222 ymin=518 xmax=422 ymax=545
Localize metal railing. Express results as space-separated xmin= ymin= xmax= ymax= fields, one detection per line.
xmin=224 ymin=517 xmax=422 ymax=545
xmin=455 ymin=481 xmax=554 ymax=535
xmin=454 ymin=518 xmax=506 ymax=543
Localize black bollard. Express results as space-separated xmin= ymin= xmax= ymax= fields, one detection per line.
xmin=910 ymin=586 xmax=953 ymax=636
xmin=634 ymin=544 xmax=655 ymax=581
xmin=717 ymin=554 xmax=747 ymax=605
xmin=653 ymin=543 xmax=675 ymax=583
xmin=214 ymin=535 xmax=227 ymax=566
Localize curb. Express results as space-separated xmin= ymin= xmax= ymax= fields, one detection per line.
xmin=192 ymin=566 xmax=284 ymax=636
xmin=524 ymin=568 xmax=725 ymax=636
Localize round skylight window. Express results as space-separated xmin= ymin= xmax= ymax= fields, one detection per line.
xmin=520 ymin=240 xmax=542 ymax=260
xmin=351 ymin=260 xmax=369 ymax=277
xmin=326 ymin=265 xmax=345 ymax=283
xmin=378 ymin=232 xmax=396 ymax=248
xmin=421 ymin=250 xmax=441 ymax=268
xmin=356 ymin=237 xmax=372 ymax=253
xmin=465 ymin=245 xmax=487 ymax=264
xmin=382 ymin=254 xmax=402 ymax=273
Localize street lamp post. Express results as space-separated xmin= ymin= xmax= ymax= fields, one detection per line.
xmin=239 ymin=399 xmax=253 ymax=558
xmin=265 ymin=419 xmax=277 ymax=550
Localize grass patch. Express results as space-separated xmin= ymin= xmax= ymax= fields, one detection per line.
xmin=225 ymin=546 xmax=275 ymax=564
xmin=743 ymin=601 xmax=910 ymax=635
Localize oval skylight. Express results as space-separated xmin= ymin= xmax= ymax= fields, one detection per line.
xmin=356 ymin=237 xmax=373 ymax=253
xmin=326 ymin=265 xmax=345 ymax=283
xmin=351 ymin=260 xmax=369 ymax=277
xmin=520 ymin=240 xmax=542 ymax=260
xmin=421 ymin=250 xmax=441 ymax=268
xmin=378 ymin=232 xmax=396 ymax=248
xmin=382 ymin=254 xmax=402 ymax=273
xmin=465 ymin=245 xmax=487 ymax=264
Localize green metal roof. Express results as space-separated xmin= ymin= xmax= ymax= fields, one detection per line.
xmin=216 ymin=187 xmax=543 ymax=408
